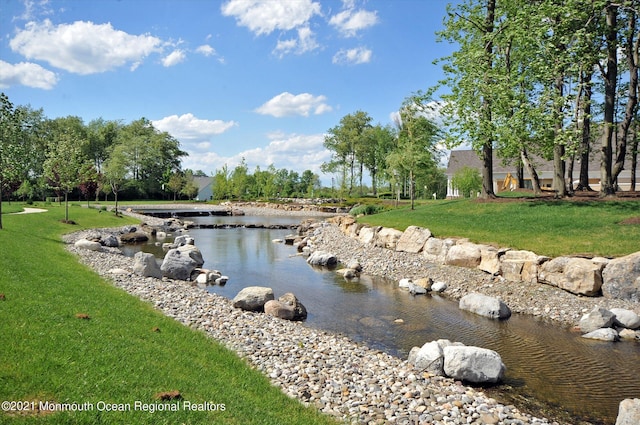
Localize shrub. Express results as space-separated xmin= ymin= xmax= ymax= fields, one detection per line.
xmin=349 ymin=204 xmax=385 ymax=216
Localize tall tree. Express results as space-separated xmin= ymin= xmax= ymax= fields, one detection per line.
xmin=437 ymin=0 xmax=499 ymax=199
xmin=0 ymin=93 xmax=30 ymax=229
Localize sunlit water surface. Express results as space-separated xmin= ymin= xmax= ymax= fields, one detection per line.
xmin=126 ymin=214 xmax=640 ymax=424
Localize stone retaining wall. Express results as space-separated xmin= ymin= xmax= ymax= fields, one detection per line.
xmin=329 ymin=216 xmax=640 ymax=302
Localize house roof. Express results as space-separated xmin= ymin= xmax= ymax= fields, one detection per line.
xmin=194 ymin=176 xmax=213 ymax=191
xmin=446 ymin=149 xmax=604 ymax=177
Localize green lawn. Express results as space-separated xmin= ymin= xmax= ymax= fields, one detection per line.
xmin=0 ymin=204 xmax=336 ymax=425
xmin=358 ymin=198 xmax=640 ymax=258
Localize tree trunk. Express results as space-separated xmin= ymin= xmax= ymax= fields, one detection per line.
xmin=601 ymin=3 xmax=618 ymax=196
xmin=64 ymin=192 xmax=69 ymax=222
xmin=613 ymin=10 xmax=638 ymax=188
xmin=631 ymin=127 xmax=638 ymax=191
xmin=480 ymin=0 xmax=496 ymax=199
xmin=0 ymin=185 xmax=3 ymax=230
xmin=520 ymin=147 xmax=541 ymax=194
xmin=576 ymin=70 xmax=594 ymax=191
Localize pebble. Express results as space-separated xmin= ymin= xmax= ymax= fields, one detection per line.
xmin=60 ymin=207 xmax=579 ymax=425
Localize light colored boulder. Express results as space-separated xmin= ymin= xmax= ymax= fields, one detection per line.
xmin=306 ymin=250 xmax=337 ymax=266
xmin=176 ymin=244 xmax=204 ymax=267
xmin=396 ymin=226 xmax=432 ymax=253
xmin=415 ymin=278 xmax=433 ymax=290
xmin=619 ymin=329 xmax=640 ymax=340
xmin=408 ymin=283 xmax=427 ymax=295
xmin=423 ymin=238 xmax=454 ymax=264
xmin=610 ymin=308 xmax=640 ymax=330
xmin=133 ymin=251 xmax=162 ymax=279
xmin=398 ymin=278 xmax=413 ymax=289
xmin=446 ymin=242 xmax=482 ymax=268
xmin=408 ymin=341 xmax=445 ymax=375
xmin=358 ymin=226 xmax=378 ymax=244
xmin=431 ymin=281 xmax=448 ymax=293
xmin=232 ymin=286 xmax=274 ymax=311
xmin=173 ymin=234 xmax=194 ymax=246
xmin=346 ymin=259 xmax=362 ymax=272
xmin=74 ymin=238 xmax=102 ymax=251
xmin=459 ymin=293 xmax=511 ymax=320
xmin=616 ymin=398 xmax=640 ymax=425
xmin=375 ymin=227 xmax=403 ymax=250
xmin=443 ymin=346 xmax=506 ymax=384
xmin=581 ymin=328 xmax=619 ymax=341
xmin=602 ymin=252 xmax=640 ymax=302
xmin=579 ymin=306 xmax=616 ymax=333
xmin=478 ymin=246 xmax=501 ymax=275
xmin=499 ymin=249 xmax=548 ymax=283
xmin=539 ymin=257 xmax=604 ymax=296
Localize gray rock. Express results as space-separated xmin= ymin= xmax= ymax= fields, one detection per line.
xmin=610 ymin=308 xmax=640 ymax=330
xmin=582 ymin=328 xmax=619 ymax=342
xmin=232 ymin=286 xmax=274 ymax=311
xmin=431 ymin=281 xmax=448 ymax=293
xmin=264 ymin=300 xmax=295 ymax=320
xmin=616 ymin=398 xmax=640 ymax=425
xmin=603 ymin=252 xmax=640 ymax=302
xmin=408 ymin=341 xmax=444 ymax=375
xmin=459 ymin=293 xmax=511 ymax=320
xmin=160 ymin=248 xmax=200 ymax=280
xmin=445 ymin=242 xmax=482 ymax=268
xmin=278 ymin=292 xmax=307 ymax=321
xmin=174 ymin=234 xmax=195 ymax=246
xmin=119 ymin=232 xmax=148 ymax=244
xmin=579 ymin=306 xmax=616 ymax=333
xmin=133 ymin=252 xmax=162 ymax=279
xmin=176 ymin=244 xmax=204 ymax=267
xmin=307 ymin=250 xmax=337 ymax=266
xmin=101 ymin=234 xmax=120 ymax=247
xmin=443 ymin=345 xmax=505 ymax=384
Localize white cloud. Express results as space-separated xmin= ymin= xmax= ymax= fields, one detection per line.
xmin=255 ymin=92 xmax=332 ymax=117
xmin=332 ymin=47 xmax=372 ymax=65
xmin=273 ymin=26 xmax=319 ymax=57
xmin=0 ymin=60 xmax=58 ymax=89
xmin=221 ymin=0 xmax=322 ymax=36
xmin=9 ymin=20 xmax=163 ymax=75
xmin=196 ymin=44 xmax=215 ymax=56
xmin=329 ymin=7 xmax=378 ymax=37
xmin=152 ymin=113 xmax=237 ymax=142
xmin=180 ymin=132 xmax=331 ymax=178
xmin=162 ymin=49 xmax=186 ymax=67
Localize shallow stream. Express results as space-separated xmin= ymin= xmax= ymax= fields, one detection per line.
xmin=127 ymin=214 xmax=640 ymax=424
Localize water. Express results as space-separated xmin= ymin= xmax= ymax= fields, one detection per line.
xmin=128 ymin=214 xmax=640 ymax=424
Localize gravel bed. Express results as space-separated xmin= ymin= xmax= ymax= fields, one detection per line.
xmin=62 ymin=211 xmax=567 ymax=425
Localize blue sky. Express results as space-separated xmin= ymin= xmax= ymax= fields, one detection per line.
xmin=0 ymin=0 xmax=458 ymax=184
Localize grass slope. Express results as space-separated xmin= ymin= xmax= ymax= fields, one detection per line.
xmin=359 ymin=198 xmax=640 ymax=258
xmin=0 ymin=205 xmax=336 ymax=425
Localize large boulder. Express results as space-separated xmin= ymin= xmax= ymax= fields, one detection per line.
xmin=459 ymin=293 xmax=511 ymax=320
xmin=160 ymin=248 xmax=200 ymax=280
xmin=101 ymin=234 xmax=120 ymax=247
xmin=133 ymin=252 xmax=162 ymax=279
xmin=582 ymin=328 xmax=619 ymax=342
xmin=278 ymin=292 xmax=307 ymax=321
xmin=264 ymin=300 xmax=295 ymax=320
xmin=119 ymin=232 xmax=149 ymax=244
xmin=443 ymin=345 xmax=506 ymax=384
xmin=445 ymin=242 xmax=482 ymax=268
xmin=602 ymin=252 xmax=640 ymax=302
xmin=74 ymin=238 xmax=102 ymax=252
xmin=408 ymin=339 xmax=461 ymax=376
xmin=423 ymin=238 xmax=454 ymax=264
xmin=306 ymin=250 xmax=337 ymax=267
xmin=539 ymin=257 xmax=604 ymax=296
xmin=232 ymin=286 xmax=274 ymax=311
xmin=610 ymin=308 xmax=640 ymax=330
xmin=176 ymin=244 xmax=204 ymax=267
xmin=396 ymin=226 xmax=432 ymax=253
xmin=499 ymin=250 xmax=547 ymax=283
xmin=375 ymin=227 xmax=403 ymax=250
xmin=616 ymin=398 xmax=640 ymax=425
xmin=579 ymin=306 xmax=616 ymax=333
xmin=478 ymin=246 xmax=502 ymax=275
xmin=358 ymin=226 xmax=378 ymax=245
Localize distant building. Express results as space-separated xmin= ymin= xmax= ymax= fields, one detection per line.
xmin=445 ymin=149 xmax=638 ymax=198
xmin=194 ymin=176 xmax=214 ymax=201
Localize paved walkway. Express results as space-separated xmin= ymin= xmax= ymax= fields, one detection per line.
xmin=10 ymin=207 xmax=48 ymax=215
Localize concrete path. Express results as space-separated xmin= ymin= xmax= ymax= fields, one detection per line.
xmin=10 ymin=207 xmax=48 ymax=215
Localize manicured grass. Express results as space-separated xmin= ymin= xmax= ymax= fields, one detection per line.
xmin=358 ymin=198 xmax=640 ymax=258
xmin=0 ymin=205 xmax=336 ymax=425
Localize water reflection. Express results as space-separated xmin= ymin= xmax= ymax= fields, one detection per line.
xmin=128 ymin=217 xmax=640 ymax=424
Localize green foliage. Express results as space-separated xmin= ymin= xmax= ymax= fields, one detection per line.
xmin=451 ymin=166 xmax=482 ymax=198
xmin=0 ymin=206 xmax=338 ymax=425
xmin=349 ymin=204 xmax=385 ymax=216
